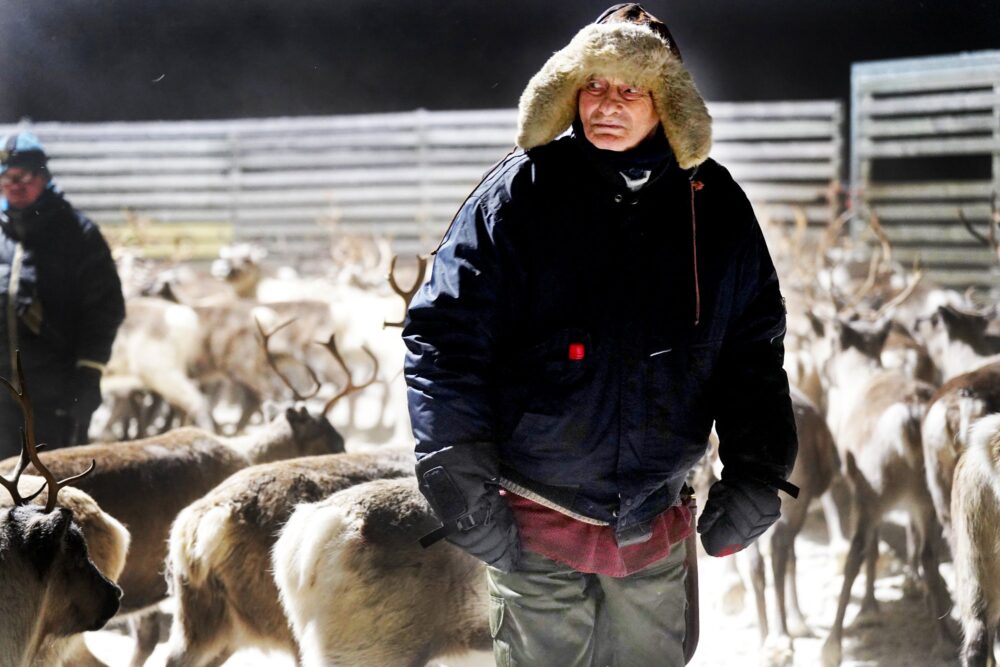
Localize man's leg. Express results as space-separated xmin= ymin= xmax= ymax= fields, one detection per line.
xmin=597 ymin=540 xmax=688 ymax=667
xmin=486 ymin=549 xmax=600 ymax=667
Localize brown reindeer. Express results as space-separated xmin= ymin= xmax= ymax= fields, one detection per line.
xmin=162 ymin=447 xmax=415 ymax=666
xmin=818 ymin=318 xmax=954 ymax=667
xmin=0 ymin=354 xmax=129 ymax=667
xmin=273 ymin=477 xmax=491 ymax=667
xmin=951 ymin=413 xmax=1000 ymax=667
xmin=749 ymin=388 xmax=842 ymax=657
xmin=821 ymin=371 xmax=953 ymax=666
xmin=921 ymin=361 xmax=1000 ymax=546
xmin=693 ymin=387 xmax=844 ymax=666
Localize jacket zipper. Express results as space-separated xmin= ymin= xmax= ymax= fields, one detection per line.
xmin=7 ymin=242 xmax=23 ymax=390
xmin=688 ymin=169 xmax=702 ymax=327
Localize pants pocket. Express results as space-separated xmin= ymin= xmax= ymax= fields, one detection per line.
xmin=489 ymin=595 xmax=512 ymax=667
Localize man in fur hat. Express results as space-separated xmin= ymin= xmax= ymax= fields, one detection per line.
xmin=0 ymin=132 xmax=124 ymax=452
xmin=404 ymin=4 xmax=798 ymax=664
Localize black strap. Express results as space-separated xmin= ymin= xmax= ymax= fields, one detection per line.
xmin=419 ymin=524 xmax=452 ymax=548
xmin=771 ymin=477 xmax=800 ymax=499
xmin=418 ymin=505 xmax=491 ymax=549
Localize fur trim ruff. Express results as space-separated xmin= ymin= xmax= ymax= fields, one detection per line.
xmin=517 ymin=21 xmax=712 ymax=170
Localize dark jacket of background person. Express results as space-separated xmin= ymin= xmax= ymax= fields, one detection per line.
xmin=0 ymin=183 xmax=125 ymax=451
xmin=403 ymin=127 xmax=798 ymax=543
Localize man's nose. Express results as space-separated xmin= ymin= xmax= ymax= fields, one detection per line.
xmin=597 ymin=91 xmax=625 ymax=114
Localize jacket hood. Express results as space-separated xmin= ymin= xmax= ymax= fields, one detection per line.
xmin=516 ymin=5 xmax=712 ymax=170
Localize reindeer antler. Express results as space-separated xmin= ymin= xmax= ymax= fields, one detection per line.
xmin=255 ymin=316 xmax=322 ymax=401
xmin=0 ymin=442 xmax=46 ymax=507
xmin=958 ymin=194 xmax=1000 ymax=263
xmin=317 ymin=334 xmax=380 ymax=416
xmin=867 ymin=211 xmax=893 ymax=269
xmin=874 ymin=261 xmax=924 ymax=320
xmin=0 ymin=351 xmax=95 ymax=512
xmin=384 ymin=255 xmax=429 ymax=328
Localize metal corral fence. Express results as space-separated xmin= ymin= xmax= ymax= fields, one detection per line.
xmin=0 ymin=100 xmax=842 ymax=269
xmin=851 ymin=50 xmax=1000 ymax=289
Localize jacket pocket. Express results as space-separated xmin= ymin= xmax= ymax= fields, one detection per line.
xmin=519 ymin=327 xmax=592 ymax=387
xmin=509 ymin=328 xmax=593 ymax=414
xmin=489 ymin=594 xmax=506 ymax=638
xmin=489 ymin=595 xmax=512 ymax=667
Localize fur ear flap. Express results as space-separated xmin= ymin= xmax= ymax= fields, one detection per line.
xmin=516 ymin=57 xmax=587 ymax=150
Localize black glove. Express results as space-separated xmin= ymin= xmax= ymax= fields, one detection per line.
xmin=416 ymin=444 xmax=520 ymax=572
xmin=69 ymin=365 xmax=103 ymax=421
xmin=697 ymin=477 xmax=781 ymax=557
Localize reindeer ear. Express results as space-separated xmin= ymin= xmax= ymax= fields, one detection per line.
xmin=834 ymin=318 xmax=855 ymax=348
xmin=938 ymin=304 xmax=962 ymax=327
xmin=806 ymin=312 xmax=825 ymax=338
xmin=873 ymin=318 xmax=893 ymax=349
xmin=284 ymin=406 xmax=309 ymax=424
xmin=22 ymin=508 xmax=72 ymax=577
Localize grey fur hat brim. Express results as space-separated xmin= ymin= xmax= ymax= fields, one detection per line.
xmin=516 ymin=21 xmax=712 ymax=170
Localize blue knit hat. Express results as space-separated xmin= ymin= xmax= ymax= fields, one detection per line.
xmin=0 ymin=132 xmax=49 ymax=175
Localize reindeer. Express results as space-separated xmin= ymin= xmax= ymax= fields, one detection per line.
xmin=0 ymin=353 xmax=129 ymax=667
xmin=104 ymin=296 xmax=214 ymax=434
xmin=1 ymin=332 xmax=360 ymax=667
xmin=751 ymin=388 xmax=843 ymax=661
xmin=162 ymin=447 xmax=415 ymax=666
xmin=818 ymin=318 xmax=954 ymax=667
xmin=951 ymin=413 xmax=1000 ymax=667
xmin=921 ymin=361 xmax=1000 ymax=547
xmin=691 ymin=387 xmax=844 ymax=666
xmin=914 ymin=304 xmax=1000 ymax=382
xmin=273 ymin=477 xmax=490 ymax=667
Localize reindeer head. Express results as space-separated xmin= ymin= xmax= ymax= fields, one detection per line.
xmin=212 ymin=243 xmax=267 ymax=299
xmin=2 ymin=501 xmax=121 ymax=635
xmin=915 ymin=304 xmax=1000 ymax=363
xmin=255 ymin=318 xmax=379 ymax=455
xmin=0 ymin=352 xmax=121 ymax=648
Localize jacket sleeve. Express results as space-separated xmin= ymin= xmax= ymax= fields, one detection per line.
xmin=711 ymin=198 xmax=798 ymax=488
xmin=403 ymin=196 xmax=507 ymax=461
xmin=72 ymin=219 xmax=125 ymax=368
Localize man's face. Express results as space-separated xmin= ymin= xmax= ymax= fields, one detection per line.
xmin=577 ymin=77 xmax=660 ymax=151
xmin=1 ymin=167 xmax=47 ymax=210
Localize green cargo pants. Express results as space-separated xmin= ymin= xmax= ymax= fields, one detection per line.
xmin=485 ymin=540 xmax=688 ymax=667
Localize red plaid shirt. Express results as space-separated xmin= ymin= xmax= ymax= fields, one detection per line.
xmin=505 ymin=491 xmax=694 ymax=577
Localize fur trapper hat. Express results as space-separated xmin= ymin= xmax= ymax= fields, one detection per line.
xmin=516 ymin=3 xmax=712 ymax=170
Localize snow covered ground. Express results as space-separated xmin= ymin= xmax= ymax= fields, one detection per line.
xmin=84 ymin=507 xmax=963 ymax=667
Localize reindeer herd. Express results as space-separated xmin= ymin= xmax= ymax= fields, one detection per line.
xmin=2 ymin=205 xmax=1000 ymax=667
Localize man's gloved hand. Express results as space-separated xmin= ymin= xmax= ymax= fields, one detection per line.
xmin=416 ymin=444 xmax=520 ymax=572
xmin=697 ymin=477 xmax=781 ymax=557
xmin=69 ymin=365 xmax=103 ymax=421
xmin=445 ymin=488 xmax=520 ymax=572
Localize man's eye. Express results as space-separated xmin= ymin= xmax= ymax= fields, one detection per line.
xmin=586 ymin=80 xmax=607 ymax=94
xmin=621 ymin=87 xmax=645 ymax=100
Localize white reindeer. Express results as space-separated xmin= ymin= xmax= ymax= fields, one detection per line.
xmin=273 ymin=477 xmax=491 ymax=667
xmin=952 ymin=413 xmax=1000 ymax=667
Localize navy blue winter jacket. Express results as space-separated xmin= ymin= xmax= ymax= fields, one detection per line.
xmin=0 ymin=186 xmax=125 ymax=407
xmin=404 ymin=133 xmax=797 ymax=538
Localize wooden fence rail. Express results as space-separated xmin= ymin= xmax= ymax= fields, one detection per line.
xmin=851 ymin=50 xmax=1000 ymax=289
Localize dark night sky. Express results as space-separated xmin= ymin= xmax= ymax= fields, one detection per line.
xmin=0 ymin=0 xmax=997 ymax=123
